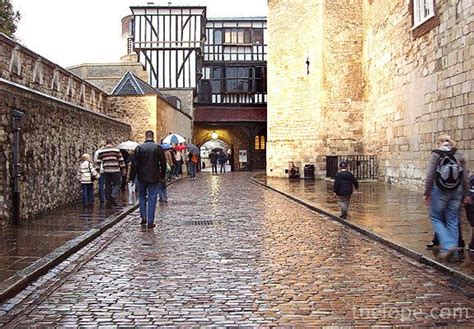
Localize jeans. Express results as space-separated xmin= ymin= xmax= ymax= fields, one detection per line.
xmin=172 ymin=162 xmax=182 ymax=177
xmin=81 ymin=183 xmax=94 ymax=207
xmin=98 ymin=175 xmax=105 ymax=203
xmin=158 ymin=180 xmax=167 ymax=202
xmin=189 ymin=162 xmax=197 ymax=178
xmin=103 ymin=172 xmax=122 ymax=203
xmin=429 ymin=185 xmax=462 ymax=253
xmin=139 ymin=181 xmax=159 ymax=225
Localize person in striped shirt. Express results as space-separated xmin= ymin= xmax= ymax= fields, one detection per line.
xmin=95 ymin=139 xmax=126 ymax=206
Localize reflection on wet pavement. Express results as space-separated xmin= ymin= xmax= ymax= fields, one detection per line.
xmin=255 ymin=174 xmax=473 ymax=277
xmin=0 ymin=193 xmax=137 ymax=284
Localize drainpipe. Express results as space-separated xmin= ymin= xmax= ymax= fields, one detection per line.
xmin=12 ymin=110 xmax=25 ymax=225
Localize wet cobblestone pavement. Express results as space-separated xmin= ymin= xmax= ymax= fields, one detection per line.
xmin=0 ymin=193 xmax=137 ymax=285
xmin=255 ymin=175 xmax=473 ymax=278
xmin=0 ymin=173 xmax=473 ymax=326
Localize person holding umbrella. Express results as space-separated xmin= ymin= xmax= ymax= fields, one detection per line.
xmin=186 ymin=143 xmax=199 ymax=180
xmin=129 ymin=131 xmax=167 ymax=229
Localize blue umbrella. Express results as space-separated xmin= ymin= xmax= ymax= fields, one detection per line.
xmin=162 ymin=133 xmax=186 ymax=145
xmin=161 ymin=143 xmax=172 ymax=150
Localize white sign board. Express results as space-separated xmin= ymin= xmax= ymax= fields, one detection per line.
xmin=239 ymin=150 xmax=247 ymax=163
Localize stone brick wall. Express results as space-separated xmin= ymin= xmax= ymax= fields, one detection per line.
xmin=0 ymin=81 xmax=131 ymax=225
xmin=0 ymin=33 xmax=108 ymax=115
xmin=267 ymin=0 xmax=473 ymax=186
xmin=68 ymin=62 xmax=148 ymax=95
xmin=267 ymin=0 xmax=365 ymax=177
xmin=160 ymin=89 xmax=195 ymax=117
xmin=361 ymin=0 xmax=473 ymax=187
xmin=107 ymin=95 xmax=192 ymax=143
xmin=156 ymin=97 xmax=193 ymax=143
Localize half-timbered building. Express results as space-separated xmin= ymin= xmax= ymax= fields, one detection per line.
xmin=124 ymin=6 xmax=267 ymax=171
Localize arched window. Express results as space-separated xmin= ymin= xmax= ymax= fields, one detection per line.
xmin=260 ymin=135 xmax=265 ymax=150
xmin=255 ymin=136 xmax=260 ymax=150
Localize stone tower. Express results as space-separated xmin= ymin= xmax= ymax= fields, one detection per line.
xmin=267 ymin=0 xmax=364 ymax=178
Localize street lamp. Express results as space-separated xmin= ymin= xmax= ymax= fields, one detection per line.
xmin=211 ymin=131 xmax=218 ymax=140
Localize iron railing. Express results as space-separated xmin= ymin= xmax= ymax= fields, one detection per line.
xmin=326 ymin=155 xmax=378 ymax=180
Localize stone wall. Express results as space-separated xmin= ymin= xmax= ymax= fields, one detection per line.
xmin=0 ymin=81 xmax=131 ymax=225
xmin=68 ymin=62 xmax=148 ymax=95
xmin=267 ymin=0 xmax=473 ymax=186
xmin=361 ymin=0 xmax=473 ymax=187
xmin=156 ymin=97 xmax=193 ymax=143
xmin=0 ymin=34 xmax=108 ymax=115
xmin=160 ymin=88 xmax=195 ymax=117
xmin=267 ymin=0 xmax=325 ymax=177
xmin=267 ymin=0 xmax=365 ymax=177
xmin=107 ymin=95 xmax=192 ymax=143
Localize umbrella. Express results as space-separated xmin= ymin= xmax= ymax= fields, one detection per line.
xmin=211 ymin=147 xmax=223 ymax=152
xmin=186 ymin=143 xmax=200 ymax=155
xmin=160 ymin=143 xmax=172 ymax=150
xmin=175 ymin=144 xmax=186 ymax=151
xmin=162 ymin=133 xmax=186 ymax=145
xmin=117 ymin=140 xmax=139 ymax=150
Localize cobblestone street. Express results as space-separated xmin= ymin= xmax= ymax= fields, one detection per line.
xmin=0 ymin=173 xmax=472 ymax=326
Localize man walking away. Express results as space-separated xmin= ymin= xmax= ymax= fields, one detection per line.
xmin=333 ymin=161 xmax=359 ymax=219
xmin=130 ymin=131 xmax=167 ymax=229
xmin=209 ymin=150 xmax=218 ymax=175
xmin=96 ymin=139 xmax=126 ymax=206
xmin=218 ymin=150 xmax=227 ymax=174
xmin=423 ymin=135 xmax=470 ymax=260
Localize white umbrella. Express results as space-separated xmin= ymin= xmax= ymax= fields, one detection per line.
xmin=117 ymin=140 xmax=139 ymax=150
xmin=162 ymin=133 xmax=186 ymax=144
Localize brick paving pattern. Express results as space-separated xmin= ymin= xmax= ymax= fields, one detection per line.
xmin=0 ymin=173 xmax=472 ymax=326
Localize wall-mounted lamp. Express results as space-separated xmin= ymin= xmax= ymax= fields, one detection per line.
xmin=211 ymin=131 xmax=218 ymax=140
xmin=306 ymin=57 xmax=310 ymax=75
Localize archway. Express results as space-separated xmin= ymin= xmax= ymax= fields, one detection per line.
xmin=200 ymin=139 xmax=231 ymax=173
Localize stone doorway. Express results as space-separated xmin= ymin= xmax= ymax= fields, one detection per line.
xmin=200 ymin=139 xmax=231 ymax=173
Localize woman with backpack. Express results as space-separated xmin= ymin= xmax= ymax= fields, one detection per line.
xmin=423 ymin=135 xmax=470 ymax=260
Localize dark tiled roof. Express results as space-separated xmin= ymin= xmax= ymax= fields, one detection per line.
xmin=112 ymin=72 xmax=160 ymax=96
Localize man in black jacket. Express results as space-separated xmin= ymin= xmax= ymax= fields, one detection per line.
xmin=333 ymin=161 xmax=359 ymax=219
xmin=130 ymin=131 xmax=167 ymax=229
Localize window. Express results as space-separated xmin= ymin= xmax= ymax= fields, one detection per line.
xmin=253 ymin=29 xmax=263 ymax=45
xmin=211 ymin=67 xmax=221 ymax=93
xmin=413 ymin=0 xmax=435 ymax=27
xmin=255 ymin=135 xmax=265 ymax=151
xmin=260 ymin=135 xmax=265 ymax=150
xmin=225 ymin=67 xmax=250 ymax=93
xmin=214 ymin=29 xmax=222 ymax=44
xmin=224 ymin=28 xmax=252 ymax=44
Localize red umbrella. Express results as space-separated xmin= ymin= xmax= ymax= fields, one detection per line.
xmin=175 ymin=144 xmax=186 ymax=151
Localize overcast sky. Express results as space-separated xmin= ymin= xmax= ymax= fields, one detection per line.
xmin=11 ymin=0 xmax=268 ymax=68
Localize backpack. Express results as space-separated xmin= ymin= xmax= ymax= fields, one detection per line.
xmin=191 ymin=154 xmax=198 ymax=163
xmin=432 ymin=149 xmax=463 ymax=190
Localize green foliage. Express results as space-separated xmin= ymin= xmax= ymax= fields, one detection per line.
xmin=0 ymin=0 xmax=21 ymax=37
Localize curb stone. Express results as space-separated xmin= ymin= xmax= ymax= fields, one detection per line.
xmin=0 ymin=178 xmax=184 ymax=303
xmin=250 ymin=176 xmax=474 ymax=288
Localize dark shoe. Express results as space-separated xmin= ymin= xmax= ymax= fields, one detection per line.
xmin=140 ymin=218 xmax=146 ymax=225
xmin=438 ymin=247 xmax=458 ymax=260
xmin=147 ymin=223 xmax=156 ymax=229
xmin=467 ymin=244 xmax=474 ymax=252
xmin=426 ymin=241 xmax=438 ymax=249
